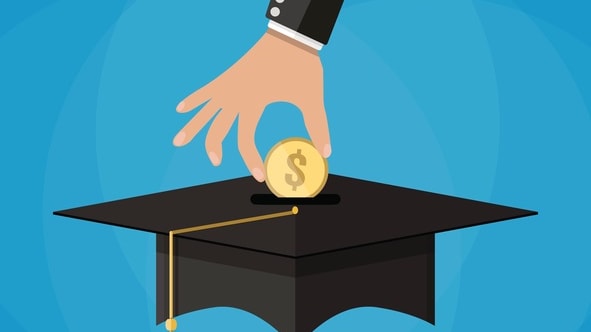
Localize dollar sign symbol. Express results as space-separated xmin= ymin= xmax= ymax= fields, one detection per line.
xmin=285 ymin=149 xmax=306 ymax=191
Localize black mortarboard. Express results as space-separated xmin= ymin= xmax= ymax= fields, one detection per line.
xmin=54 ymin=174 xmax=536 ymax=332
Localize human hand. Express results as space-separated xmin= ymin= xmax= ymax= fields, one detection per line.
xmin=173 ymin=29 xmax=331 ymax=182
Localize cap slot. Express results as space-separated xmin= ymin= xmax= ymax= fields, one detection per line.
xmin=250 ymin=194 xmax=340 ymax=205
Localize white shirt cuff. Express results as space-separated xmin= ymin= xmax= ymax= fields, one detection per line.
xmin=268 ymin=20 xmax=324 ymax=51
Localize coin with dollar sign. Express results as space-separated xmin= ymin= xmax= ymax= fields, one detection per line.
xmin=264 ymin=137 xmax=328 ymax=197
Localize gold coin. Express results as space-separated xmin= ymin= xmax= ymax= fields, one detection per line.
xmin=264 ymin=137 xmax=328 ymax=197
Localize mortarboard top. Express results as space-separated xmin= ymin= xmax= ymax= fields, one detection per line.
xmin=54 ymin=174 xmax=536 ymax=332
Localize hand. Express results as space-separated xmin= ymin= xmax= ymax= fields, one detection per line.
xmin=173 ymin=29 xmax=331 ymax=182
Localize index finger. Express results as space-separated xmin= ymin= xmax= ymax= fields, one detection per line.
xmin=176 ymin=81 xmax=215 ymax=113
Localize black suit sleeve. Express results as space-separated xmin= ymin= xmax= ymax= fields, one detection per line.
xmin=266 ymin=0 xmax=344 ymax=45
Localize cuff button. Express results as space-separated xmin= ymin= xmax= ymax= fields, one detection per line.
xmin=270 ymin=7 xmax=280 ymax=17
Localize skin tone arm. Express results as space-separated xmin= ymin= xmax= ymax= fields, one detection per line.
xmin=172 ymin=28 xmax=331 ymax=183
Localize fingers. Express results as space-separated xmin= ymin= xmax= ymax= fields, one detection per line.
xmin=300 ymin=101 xmax=332 ymax=158
xmin=205 ymin=109 xmax=238 ymax=166
xmin=173 ymin=101 xmax=220 ymax=147
xmin=176 ymin=82 xmax=214 ymax=113
xmin=238 ymin=112 xmax=265 ymax=182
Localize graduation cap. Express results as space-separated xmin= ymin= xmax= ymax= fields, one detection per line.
xmin=54 ymin=174 xmax=536 ymax=332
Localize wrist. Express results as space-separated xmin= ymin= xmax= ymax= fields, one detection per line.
xmin=266 ymin=21 xmax=322 ymax=54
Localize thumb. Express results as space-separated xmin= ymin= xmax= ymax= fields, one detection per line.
xmin=300 ymin=102 xmax=331 ymax=158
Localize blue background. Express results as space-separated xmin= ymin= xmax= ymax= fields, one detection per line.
xmin=1 ymin=0 xmax=590 ymax=331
